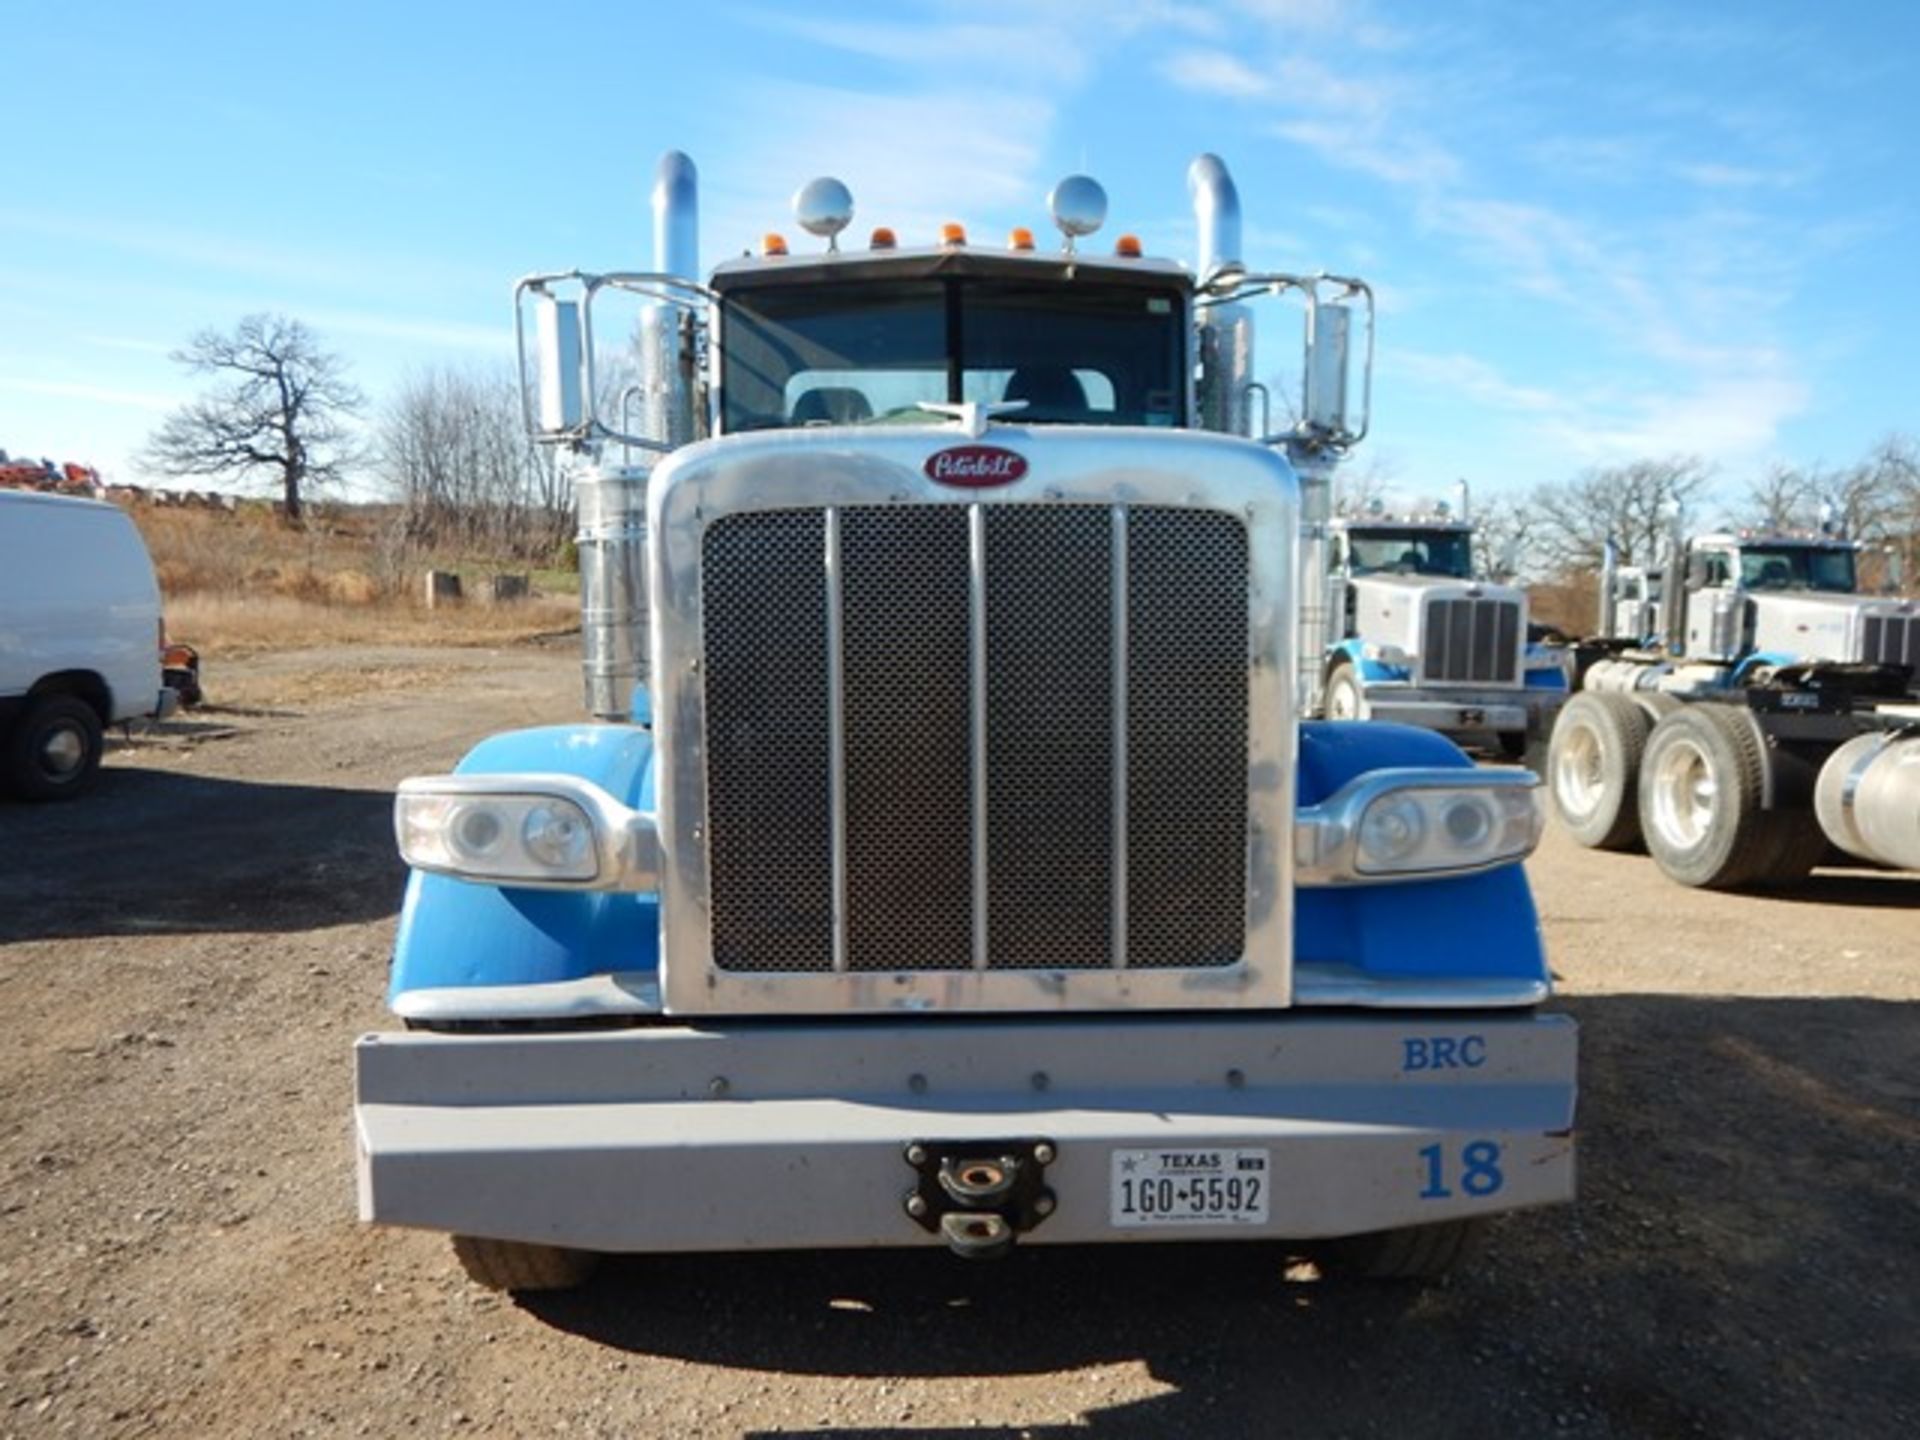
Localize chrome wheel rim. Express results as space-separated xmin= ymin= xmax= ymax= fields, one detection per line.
xmin=1649 ymin=737 xmax=1715 ymax=850
xmin=40 ymin=726 xmax=85 ymax=776
xmin=1327 ymin=674 xmax=1365 ymax=720
xmin=1553 ymin=723 xmax=1604 ymax=822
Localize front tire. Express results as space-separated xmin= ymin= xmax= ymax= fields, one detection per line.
xmin=1547 ymin=693 xmax=1650 ymax=850
xmin=1317 ymin=1218 xmax=1487 ymax=1281
xmin=4 ymin=693 xmax=105 ymax=801
xmin=1323 ymin=663 xmax=1370 ymax=721
xmin=450 ymin=1235 xmax=599 ymax=1293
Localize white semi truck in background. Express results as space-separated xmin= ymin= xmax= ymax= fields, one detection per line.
xmin=352 ymin=151 xmax=1576 ymax=1295
xmin=1318 ymin=490 xmax=1569 ymax=757
xmin=1549 ymin=524 xmax=1919 ymax=888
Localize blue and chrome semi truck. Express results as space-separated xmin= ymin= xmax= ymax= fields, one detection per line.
xmin=1317 ymin=491 xmax=1569 ymax=758
xmin=353 ymin=153 xmax=1577 ymax=1292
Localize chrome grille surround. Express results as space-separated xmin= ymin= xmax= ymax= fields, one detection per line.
xmin=649 ymin=427 xmax=1297 ymax=1016
xmin=1421 ymin=595 xmax=1522 ymax=685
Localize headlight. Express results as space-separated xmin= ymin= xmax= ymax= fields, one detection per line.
xmin=394 ymin=774 xmax=660 ymax=890
xmin=1297 ymin=768 xmax=1543 ymax=885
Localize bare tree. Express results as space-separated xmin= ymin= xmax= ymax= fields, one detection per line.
xmin=142 ymin=314 xmax=363 ymax=522
xmin=1471 ymin=492 xmax=1542 ymax=582
xmin=1527 ymin=456 xmax=1715 ymax=573
xmin=379 ymin=364 xmax=571 ymax=558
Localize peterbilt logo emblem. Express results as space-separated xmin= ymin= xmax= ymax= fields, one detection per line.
xmin=925 ymin=445 xmax=1027 ymax=487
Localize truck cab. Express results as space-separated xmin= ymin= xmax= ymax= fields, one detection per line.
xmin=354 ymin=153 xmax=1576 ymax=1294
xmin=1320 ymin=506 xmax=1568 ymax=757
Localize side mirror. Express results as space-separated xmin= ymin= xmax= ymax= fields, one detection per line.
xmin=1685 ymin=553 xmax=1711 ymax=590
xmin=1885 ymin=548 xmax=1906 ymax=595
xmin=533 ymin=294 xmax=585 ymax=434
xmin=1303 ymin=302 xmax=1353 ymax=436
xmin=1496 ymin=538 xmax=1521 ymax=580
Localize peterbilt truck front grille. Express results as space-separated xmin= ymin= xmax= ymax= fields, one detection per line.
xmin=1862 ymin=613 xmax=1920 ymax=674
xmin=700 ymin=504 xmax=1250 ymax=975
xmin=1422 ymin=596 xmax=1522 ymax=684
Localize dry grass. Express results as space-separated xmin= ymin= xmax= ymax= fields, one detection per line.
xmin=129 ymin=500 xmax=579 ymax=658
xmin=166 ymin=593 xmax=579 ymax=659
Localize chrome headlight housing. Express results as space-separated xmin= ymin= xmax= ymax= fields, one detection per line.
xmin=1296 ymin=768 xmax=1543 ymax=884
xmin=394 ymin=773 xmax=661 ymax=890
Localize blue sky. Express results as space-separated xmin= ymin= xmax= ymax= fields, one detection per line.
xmin=3 ymin=0 xmax=1915 ymax=509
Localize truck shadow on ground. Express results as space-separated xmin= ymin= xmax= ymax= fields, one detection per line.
xmin=522 ymin=993 xmax=1920 ymax=1440
xmin=0 ymin=770 xmax=402 ymax=941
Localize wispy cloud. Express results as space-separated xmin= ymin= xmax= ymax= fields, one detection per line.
xmin=77 ymin=334 xmax=175 ymax=357
xmin=0 ymin=376 xmax=176 ymax=412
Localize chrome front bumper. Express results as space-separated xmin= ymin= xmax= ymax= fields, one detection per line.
xmin=355 ymin=1013 xmax=1576 ymax=1253
xmin=1362 ymin=684 xmax=1564 ymax=736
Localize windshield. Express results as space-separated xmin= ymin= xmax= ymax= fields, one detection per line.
xmin=1738 ymin=545 xmax=1857 ymax=594
xmin=1345 ymin=528 xmax=1474 ymax=579
xmin=719 ymin=279 xmax=1184 ymax=432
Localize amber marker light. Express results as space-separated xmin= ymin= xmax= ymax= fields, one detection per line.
xmin=1008 ymin=227 xmax=1036 ymax=251
xmin=940 ymin=222 xmax=967 ymax=247
xmin=869 ymin=226 xmax=898 ymax=250
xmin=762 ymin=233 xmax=789 ymax=257
xmin=1114 ymin=234 xmax=1143 ymax=258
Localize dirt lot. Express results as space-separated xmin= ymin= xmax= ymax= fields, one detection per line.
xmin=2 ymin=643 xmax=1915 ymax=1439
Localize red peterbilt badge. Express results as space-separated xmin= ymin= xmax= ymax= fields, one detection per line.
xmin=924 ymin=445 xmax=1028 ymax=488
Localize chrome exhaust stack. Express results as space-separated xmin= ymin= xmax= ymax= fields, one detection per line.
xmin=577 ymin=151 xmax=702 ymax=722
xmin=1189 ymin=155 xmax=1254 ymax=439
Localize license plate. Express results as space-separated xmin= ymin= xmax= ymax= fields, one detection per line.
xmin=1109 ymin=1147 xmax=1270 ymax=1227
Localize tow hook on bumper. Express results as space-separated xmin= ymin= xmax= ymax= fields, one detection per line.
xmin=903 ymin=1138 xmax=1057 ymax=1259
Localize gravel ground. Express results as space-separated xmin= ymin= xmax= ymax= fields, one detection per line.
xmin=1 ymin=643 xmax=1915 ymax=1439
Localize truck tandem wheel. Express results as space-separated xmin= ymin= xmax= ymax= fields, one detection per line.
xmin=1639 ymin=704 xmax=1801 ymax=890
xmin=1316 ymin=1217 xmax=1488 ymax=1282
xmin=450 ymin=1235 xmax=599 ymax=1293
xmin=1547 ymin=692 xmax=1650 ymax=850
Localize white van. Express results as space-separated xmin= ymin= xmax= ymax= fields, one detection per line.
xmin=0 ymin=490 xmax=178 ymax=799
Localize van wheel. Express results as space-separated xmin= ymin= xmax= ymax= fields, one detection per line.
xmin=1317 ymin=1218 xmax=1488 ymax=1281
xmin=6 ymin=694 xmax=105 ymax=801
xmin=450 ymin=1235 xmax=599 ymax=1293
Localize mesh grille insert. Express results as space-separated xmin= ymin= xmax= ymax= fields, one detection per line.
xmin=1126 ymin=508 xmax=1249 ymax=968
xmin=703 ymin=511 xmax=834 ymax=971
xmin=699 ymin=502 xmax=1251 ymax=977
xmin=841 ymin=507 xmax=975 ymax=970
xmin=985 ymin=506 xmax=1114 ymax=970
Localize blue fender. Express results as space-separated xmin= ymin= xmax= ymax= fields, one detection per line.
xmin=1327 ymin=638 xmax=1410 ymax=684
xmin=1733 ymin=650 xmax=1797 ymax=684
xmin=389 ymin=725 xmax=661 ymax=1002
xmin=1523 ymin=642 xmax=1572 ymax=691
xmin=1295 ymin=721 xmax=1548 ymax=985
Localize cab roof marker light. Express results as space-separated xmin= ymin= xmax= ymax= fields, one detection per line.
xmin=762 ymin=232 xmax=789 ymax=257
xmin=1008 ymin=226 xmax=1036 ymax=251
xmin=1294 ymin=768 xmax=1543 ymax=886
xmin=1114 ymin=233 xmax=1143 ymax=258
xmin=394 ymin=773 xmax=662 ymax=893
xmin=940 ymin=222 xmax=967 ymax=247
xmin=869 ymin=226 xmax=898 ymax=250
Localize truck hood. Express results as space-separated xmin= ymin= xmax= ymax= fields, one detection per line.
xmin=1349 ymin=574 xmax=1524 ymax=607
